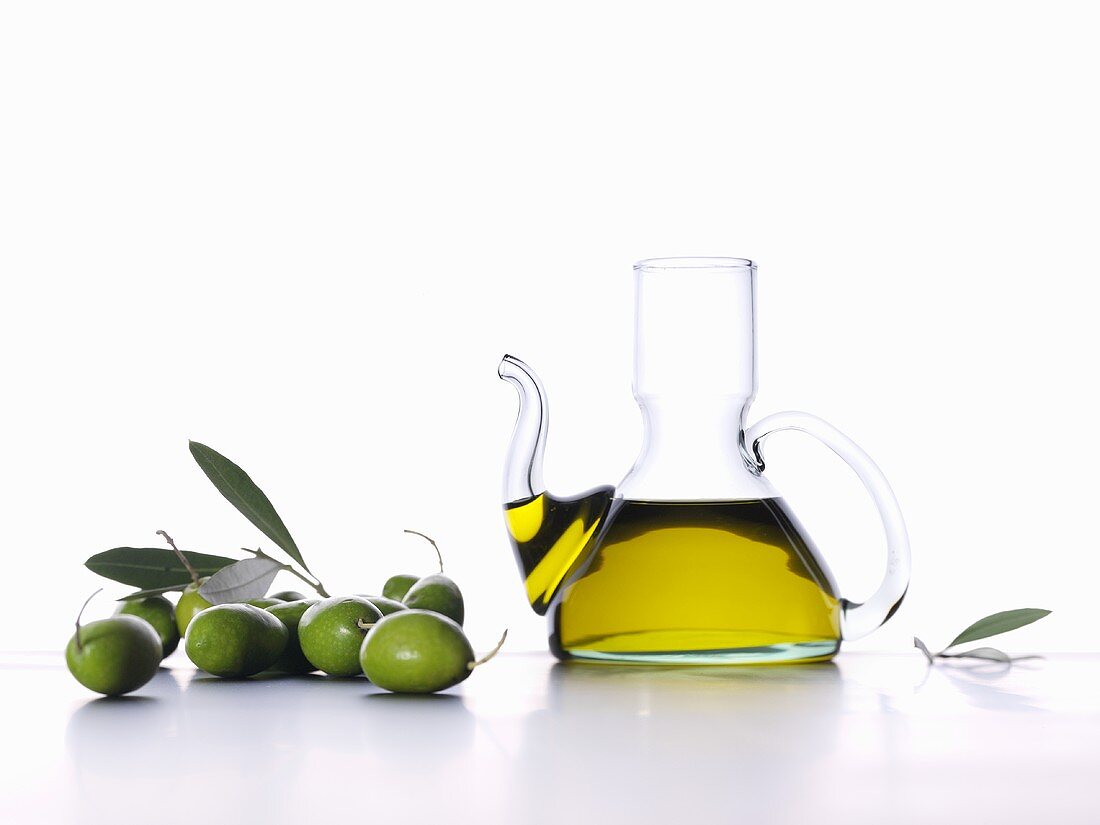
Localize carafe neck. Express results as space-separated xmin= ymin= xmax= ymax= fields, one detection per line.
xmin=621 ymin=258 xmax=776 ymax=501
xmin=617 ymin=394 xmax=778 ymax=501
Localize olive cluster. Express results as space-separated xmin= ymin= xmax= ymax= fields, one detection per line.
xmin=66 ymin=571 xmax=504 ymax=697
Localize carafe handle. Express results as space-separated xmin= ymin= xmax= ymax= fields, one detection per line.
xmin=746 ymin=412 xmax=911 ymax=641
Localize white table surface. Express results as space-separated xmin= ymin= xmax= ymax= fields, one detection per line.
xmin=2 ymin=650 xmax=1097 ymax=824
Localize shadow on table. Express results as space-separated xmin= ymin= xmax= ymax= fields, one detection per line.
xmin=480 ymin=660 xmax=847 ymax=820
xmin=65 ymin=664 xmax=477 ymax=791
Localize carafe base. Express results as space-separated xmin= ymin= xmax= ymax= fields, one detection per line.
xmin=558 ymin=639 xmax=839 ymax=665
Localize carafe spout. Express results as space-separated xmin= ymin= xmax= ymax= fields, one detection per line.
xmin=498 ymin=354 xmax=547 ymax=503
xmin=499 ymin=355 xmax=614 ymax=614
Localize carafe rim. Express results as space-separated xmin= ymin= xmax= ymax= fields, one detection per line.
xmin=634 ymin=256 xmax=756 ymax=271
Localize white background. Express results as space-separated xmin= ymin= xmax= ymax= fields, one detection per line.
xmin=1 ymin=2 xmax=1096 ymax=655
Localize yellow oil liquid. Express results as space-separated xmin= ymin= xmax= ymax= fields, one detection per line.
xmin=504 ymin=486 xmax=615 ymax=615
xmin=504 ymin=495 xmax=840 ymax=664
xmin=555 ymin=499 xmax=841 ymax=664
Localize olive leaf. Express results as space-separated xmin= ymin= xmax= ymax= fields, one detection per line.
xmin=198 ymin=556 xmax=285 ymax=604
xmin=913 ymin=636 xmax=934 ymax=665
xmin=945 ymin=608 xmax=1052 ymax=649
xmin=85 ymin=547 xmax=238 ymax=588
xmin=916 ymin=607 xmax=1051 ymax=666
xmin=189 ymin=441 xmax=311 ymax=574
xmin=938 ymin=646 xmax=1012 ymax=663
xmin=117 ymin=584 xmax=190 ymax=601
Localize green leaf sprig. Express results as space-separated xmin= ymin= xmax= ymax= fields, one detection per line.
xmin=83 ymin=442 xmax=329 ymax=602
xmin=915 ymin=608 xmax=1051 ymax=665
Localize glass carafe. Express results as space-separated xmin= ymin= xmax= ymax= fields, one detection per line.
xmin=500 ymin=257 xmax=910 ymax=664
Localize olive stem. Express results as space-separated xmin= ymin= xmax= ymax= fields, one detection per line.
xmin=74 ymin=588 xmax=103 ymax=653
xmin=403 ymin=529 xmax=444 ymax=573
xmin=468 ymin=629 xmax=508 ymax=671
xmin=356 ymin=619 xmax=376 ymax=631
xmin=242 ymin=547 xmax=330 ymax=598
xmin=157 ymin=530 xmax=200 ymax=585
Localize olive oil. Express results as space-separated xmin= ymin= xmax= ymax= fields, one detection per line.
xmin=553 ymin=499 xmax=841 ymax=664
xmin=504 ymin=486 xmax=615 ymax=615
xmin=505 ymin=495 xmax=842 ymax=664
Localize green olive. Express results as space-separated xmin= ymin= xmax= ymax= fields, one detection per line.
xmin=265 ymin=599 xmax=319 ymax=674
xmin=381 ymin=574 xmax=419 ymax=601
xmin=116 ymin=595 xmax=180 ymax=658
xmin=184 ymin=604 xmax=288 ymax=678
xmin=402 ymin=574 xmax=464 ymax=626
xmin=270 ymin=590 xmax=307 ymax=602
xmin=66 ymin=615 xmax=162 ymax=696
xmin=359 ymin=595 xmax=408 ymax=616
xmin=175 ymin=579 xmax=212 ymax=635
xmin=360 ymin=610 xmax=498 ymax=694
xmin=245 ymin=597 xmax=284 ymax=609
xmin=298 ymin=597 xmax=382 ymax=677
